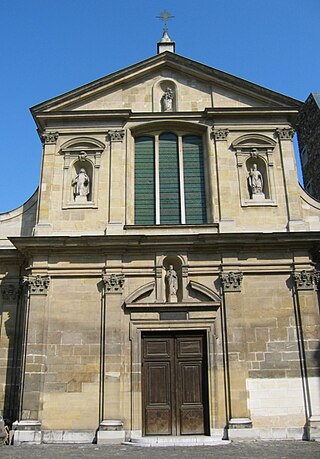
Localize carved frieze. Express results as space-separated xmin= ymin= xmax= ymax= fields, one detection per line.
xmin=106 ymin=129 xmax=125 ymax=142
xmin=103 ymin=274 xmax=125 ymax=294
xmin=212 ymin=128 xmax=229 ymax=141
xmin=23 ymin=275 xmax=50 ymax=295
xmin=40 ymin=132 xmax=59 ymax=145
xmin=1 ymin=283 xmax=19 ymax=301
xmin=293 ymin=270 xmax=319 ymax=290
xmin=220 ymin=271 xmax=243 ymax=292
xmin=276 ymin=128 xmax=295 ymax=140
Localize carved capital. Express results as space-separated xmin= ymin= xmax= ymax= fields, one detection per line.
xmin=182 ymin=266 xmax=188 ymax=278
xmin=23 ymin=275 xmax=50 ymax=295
xmin=276 ymin=128 xmax=295 ymax=140
xmin=106 ymin=129 xmax=125 ymax=143
xmin=212 ymin=128 xmax=229 ymax=141
xmin=293 ymin=270 xmax=319 ymax=290
xmin=1 ymin=283 xmax=19 ymax=301
xmin=220 ymin=271 xmax=243 ymax=292
xmin=40 ymin=132 xmax=59 ymax=145
xmin=103 ymin=273 xmax=125 ymax=294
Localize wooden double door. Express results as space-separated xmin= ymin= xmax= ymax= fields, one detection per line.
xmin=142 ymin=331 xmax=209 ymax=436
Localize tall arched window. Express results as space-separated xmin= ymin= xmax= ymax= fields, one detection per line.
xmin=134 ymin=132 xmax=206 ymax=225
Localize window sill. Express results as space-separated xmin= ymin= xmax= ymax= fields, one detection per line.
xmin=241 ymin=199 xmax=277 ymax=207
xmin=124 ymin=223 xmax=219 ymax=234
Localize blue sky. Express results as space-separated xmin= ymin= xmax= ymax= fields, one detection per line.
xmin=1 ymin=0 xmax=319 ymax=212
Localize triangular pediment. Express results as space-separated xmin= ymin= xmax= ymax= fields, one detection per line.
xmin=31 ymin=52 xmax=301 ymax=118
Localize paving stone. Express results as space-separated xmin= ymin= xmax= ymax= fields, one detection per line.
xmin=1 ymin=441 xmax=320 ymax=459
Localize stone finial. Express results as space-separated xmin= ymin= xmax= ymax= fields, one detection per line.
xmin=106 ymin=130 xmax=125 ymax=143
xmin=103 ymin=274 xmax=125 ymax=294
xmin=220 ymin=271 xmax=243 ymax=292
xmin=212 ymin=128 xmax=229 ymax=141
xmin=293 ymin=270 xmax=319 ymax=290
xmin=40 ymin=132 xmax=59 ymax=145
xmin=157 ymin=10 xmax=175 ymax=53
xmin=276 ymin=128 xmax=295 ymax=140
xmin=23 ymin=275 xmax=50 ymax=295
xmin=1 ymin=283 xmax=19 ymax=301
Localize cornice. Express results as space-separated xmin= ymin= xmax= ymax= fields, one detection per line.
xmin=9 ymin=232 xmax=320 ymax=255
xmin=33 ymin=107 xmax=300 ymax=133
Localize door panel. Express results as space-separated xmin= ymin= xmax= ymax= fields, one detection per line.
xmin=178 ymin=361 xmax=204 ymax=435
xmin=142 ymin=332 xmax=209 ymax=436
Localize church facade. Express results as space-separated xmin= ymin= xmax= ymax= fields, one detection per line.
xmin=1 ymin=35 xmax=320 ymax=445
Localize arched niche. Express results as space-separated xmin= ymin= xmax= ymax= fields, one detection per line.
xmin=152 ymin=78 xmax=178 ymax=112
xmin=246 ymin=155 xmax=270 ymax=199
xmin=60 ymin=137 xmax=105 ymax=208
xmin=163 ymin=255 xmax=182 ymax=303
xmin=153 ymin=254 xmax=188 ymax=303
xmin=71 ymin=159 xmax=93 ymax=203
xmin=231 ymin=134 xmax=277 ymax=207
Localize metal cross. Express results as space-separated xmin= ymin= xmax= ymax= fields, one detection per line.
xmin=156 ymin=10 xmax=174 ymax=32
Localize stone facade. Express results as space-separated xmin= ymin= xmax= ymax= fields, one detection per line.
xmin=297 ymin=93 xmax=320 ymax=199
xmin=0 ymin=43 xmax=320 ymax=445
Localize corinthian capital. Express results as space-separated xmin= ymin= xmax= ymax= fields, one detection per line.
xmin=220 ymin=271 xmax=243 ymax=292
xmin=212 ymin=128 xmax=229 ymax=141
xmin=103 ymin=273 xmax=125 ymax=293
xmin=23 ymin=275 xmax=50 ymax=295
xmin=293 ymin=270 xmax=318 ymax=291
xmin=106 ymin=129 xmax=125 ymax=142
xmin=40 ymin=132 xmax=59 ymax=145
xmin=276 ymin=128 xmax=295 ymax=140
xmin=1 ymin=283 xmax=19 ymax=301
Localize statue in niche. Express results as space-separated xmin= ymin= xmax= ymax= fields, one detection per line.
xmin=161 ymin=87 xmax=174 ymax=112
xmin=72 ymin=167 xmax=90 ymax=202
xmin=166 ymin=265 xmax=178 ymax=302
xmin=248 ymin=163 xmax=265 ymax=199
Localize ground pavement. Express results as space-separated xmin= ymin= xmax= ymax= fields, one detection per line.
xmin=1 ymin=441 xmax=320 ymax=459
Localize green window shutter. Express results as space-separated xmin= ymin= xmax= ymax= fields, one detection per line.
xmin=159 ymin=133 xmax=181 ymax=224
xmin=183 ymin=135 xmax=207 ymax=224
xmin=134 ymin=136 xmax=155 ymax=224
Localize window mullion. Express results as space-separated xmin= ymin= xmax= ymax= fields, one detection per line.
xmin=155 ymin=135 xmax=160 ymax=224
xmin=178 ymin=136 xmax=186 ymax=224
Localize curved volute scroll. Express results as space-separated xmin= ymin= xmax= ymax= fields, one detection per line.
xmin=188 ymin=280 xmax=221 ymax=305
xmin=123 ymin=282 xmax=155 ymax=306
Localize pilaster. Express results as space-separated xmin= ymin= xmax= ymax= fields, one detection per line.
xmin=15 ymin=275 xmax=50 ymax=444
xmin=276 ymin=128 xmax=307 ymax=231
xmin=292 ymin=269 xmax=320 ymax=439
xmin=98 ymin=272 xmax=126 ymax=444
xmin=106 ymin=130 xmax=126 ymax=234
xmin=35 ymin=132 xmax=59 ymax=235
xmin=220 ymin=271 xmax=252 ymax=438
xmin=212 ymin=128 xmax=236 ymax=231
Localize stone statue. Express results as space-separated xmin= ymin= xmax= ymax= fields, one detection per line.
xmin=72 ymin=168 xmax=90 ymax=201
xmin=161 ymin=87 xmax=174 ymax=112
xmin=248 ymin=164 xmax=264 ymax=197
xmin=166 ymin=265 xmax=178 ymax=302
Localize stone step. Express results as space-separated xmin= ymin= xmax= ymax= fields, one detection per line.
xmin=125 ymin=435 xmax=230 ymax=447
